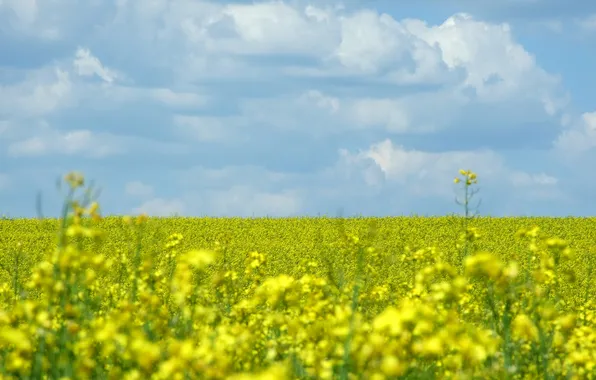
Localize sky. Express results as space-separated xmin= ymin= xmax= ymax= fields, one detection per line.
xmin=1 ymin=0 xmax=596 ymax=218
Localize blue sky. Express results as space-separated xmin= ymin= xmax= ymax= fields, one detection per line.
xmin=1 ymin=0 xmax=596 ymax=218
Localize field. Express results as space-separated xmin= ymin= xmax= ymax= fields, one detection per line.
xmin=0 ymin=170 xmax=595 ymax=379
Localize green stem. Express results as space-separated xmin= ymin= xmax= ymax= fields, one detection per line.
xmin=339 ymin=245 xmax=365 ymax=380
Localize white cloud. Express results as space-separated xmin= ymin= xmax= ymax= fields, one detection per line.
xmin=69 ymin=84 xmax=209 ymax=110
xmin=173 ymin=115 xmax=238 ymax=142
xmin=0 ymin=48 xmax=117 ymax=120
xmin=0 ymin=0 xmax=588 ymax=218
xmin=7 ymin=128 xmax=126 ymax=158
xmin=359 ymin=95 xmax=460 ymax=133
xmin=208 ymin=186 xmax=301 ymax=216
xmin=110 ymin=0 xmax=338 ymax=59
xmin=506 ymin=171 xmax=564 ymax=203
xmin=0 ymin=0 xmax=61 ymax=39
xmin=332 ymin=11 xmax=563 ymax=113
xmin=1 ymin=0 xmax=37 ymax=25
xmin=0 ymin=48 xmax=207 ymax=121
xmin=134 ymin=198 xmax=185 ymax=216
xmin=326 ymin=8 xmax=563 ymax=106
xmin=337 ymin=138 xmax=514 ymax=199
xmin=238 ymin=93 xmax=340 ymax=134
xmin=215 ymin=2 xmax=339 ymax=56
xmin=169 ymin=164 xmax=302 ymax=216
xmin=7 ymin=122 xmax=190 ymax=158
xmin=334 ymin=10 xmax=410 ymax=73
xmin=150 ymin=88 xmax=208 ymax=108
xmin=212 ymin=7 xmax=562 ymax=136
xmin=334 ymin=138 xmax=568 ymax=210
xmin=332 ymin=9 xmax=450 ymax=85
xmin=578 ymin=14 xmax=596 ymax=31
xmin=241 ymin=88 xmax=469 ymax=135
xmin=125 ymin=181 xmax=154 ymax=198
xmin=176 ymin=164 xmax=292 ymax=189
xmin=300 ymin=90 xmax=340 ymax=114
xmin=73 ymin=48 xmax=118 ymax=83
xmin=509 ymin=172 xmax=558 ymax=187
xmin=404 ymin=13 xmax=561 ymax=105
xmin=0 ymin=0 xmax=570 ymax=106
xmin=554 ymin=111 xmax=596 ymax=158
xmin=349 ymin=99 xmax=411 ymax=133
xmin=80 ymin=1 xmax=565 ymax=117
xmin=0 ymin=68 xmax=72 ymax=117
xmin=336 ymin=137 xmax=568 ymax=207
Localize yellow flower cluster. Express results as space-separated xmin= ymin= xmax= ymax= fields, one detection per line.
xmin=0 ymin=171 xmax=594 ymax=379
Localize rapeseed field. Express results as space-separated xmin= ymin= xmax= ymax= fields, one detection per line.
xmin=0 ymin=170 xmax=595 ymax=379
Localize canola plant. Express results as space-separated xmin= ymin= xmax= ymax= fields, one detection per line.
xmin=0 ymin=170 xmax=595 ymax=379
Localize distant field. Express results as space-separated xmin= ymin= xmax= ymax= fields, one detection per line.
xmin=2 ymin=215 xmax=596 ymax=292
xmin=0 ymin=173 xmax=595 ymax=379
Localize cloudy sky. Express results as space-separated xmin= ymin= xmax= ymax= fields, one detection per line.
xmin=1 ymin=0 xmax=596 ymax=218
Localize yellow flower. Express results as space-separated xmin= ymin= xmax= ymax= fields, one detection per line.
xmin=512 ymin=314 xmax=539 ymax=342
xmin=419 ymin=336 xmax=444 ymax=357
xmin=502 ymin=261 xmax=519 ymax=280
xmin=181 ymin=249 xmax=217 ymax=269
xmin=557 ymin=314 xmax=576 ymax=333
xmin=131 ymin=339 xmax=161 ymax=371
xmin=0 ymin=327 xmax=31 ymax=352
xmin=464 ymin=252 xmax=503 ymax=280
xmin=135 ymin=213 xmax=148 ymax=225
xmin=156 ymin=357 xmax=182 ymax=380
xmin=35 ymin=311 xmax=51 ymax=329
xmin=95 ymin=321 xmax=118 ymax=342
xmin=466 ymin=344 xmax=487 ymax=364
xmin=227 ymin=363 xmax=289 ymax=380
xmin=88 ymin=201 xmax=99 ymax=215
xmin=373 ymin=307 xmax=402 ymax=336
xmin=64 ymin=171 xmax=85 ymax=189
xmin=179 ymin=340 xmax=195 ymax=361
xmin=381 ymin=355 xmax=405 ymax=376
